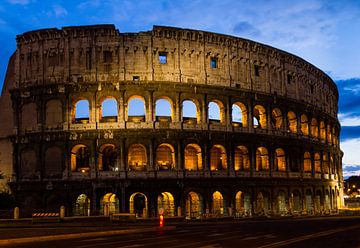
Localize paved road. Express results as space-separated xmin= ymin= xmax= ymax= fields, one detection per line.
xmin=1 ymin=217 xmax=360 ymax=248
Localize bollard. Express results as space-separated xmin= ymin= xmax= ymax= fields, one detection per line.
xmin=177 ymin=206 xmax=182 ymax=217
xmin=14 ymin=207 xmax=19 ymax=220
xmin=60 ymin=206 xmax=65 ymax=219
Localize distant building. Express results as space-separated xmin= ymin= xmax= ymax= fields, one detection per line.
xmin=0 ymin=25 xmax=343 ymax=217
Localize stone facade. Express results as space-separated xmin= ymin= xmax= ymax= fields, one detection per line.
xmin=0 ymin=25 xmax=343 ymax=217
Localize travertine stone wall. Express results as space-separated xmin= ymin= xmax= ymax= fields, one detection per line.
xmin=14 ymin=25 xmax=338 ymax=118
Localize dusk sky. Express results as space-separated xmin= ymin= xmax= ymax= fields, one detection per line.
xmin=1 ymin=0 xmax=360 ymax=177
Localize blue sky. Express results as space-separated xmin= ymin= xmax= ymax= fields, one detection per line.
xmin=1 ymin=0 xmax=360 ymax=177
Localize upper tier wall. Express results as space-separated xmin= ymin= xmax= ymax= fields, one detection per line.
xmin=13 ymin=25 xmax=338 ymax=118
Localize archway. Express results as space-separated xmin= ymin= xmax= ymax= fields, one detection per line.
xmin=73 ymin=99 xmax=90 ymax=123
xmin=253 ymin=105 xmax=267 ymax=129
xmin=182 ymin=99 xmax=200 ymax=124
xmin=128 ymin=144 xmax=147 ymax=171
xmin=101 ymin=193 xmax=119 ymax=215
xmin=301 ymin=114 xmax=309 ymax=135
xmin=184 ymin=144 xmax=202 ymax=171
xmin=156 ymin=143 xmax=175 ymax=170
xmin=155 ymin=98 xmax=173 ymax=122
xmin=277 ymin=191 xmax=287 ymax=214
xmin=305 ymin=189 xmax=313 ymax=213
xmin=303 ymin=152 xmax=312 ymax=172
xmin=212 ymin=191 xmax=224 ymax=215
xmin=292 ymin=190 xmax=302 ymax=213
xmin=129 ymin=192 xmax=148 ymax=217
xmin=157 ymin=192 xmax=175 ymax=217
xmin=127 ymin=96 xmax=146 ymax=122
xmin=71 ymin=144 xmax=90 ymax=172
xmin=98 ymin=144 xmax=118 ymax=171
xmin=208 ymin=101 xmax=224 ymax=123
xmin=210 ymin=145 xmax=227 ymax=171
xmin=100 ymin=98 xmax=118 ymax=122
xmin=311 ymin=118 xmax=319 ymax=138
xmin=232 ymin=102 xmax=248 ymax=127
xmin=271 ymin=108 xmax=282 ymax=129
xmin=186 ymin=191 xmax=202 ymax=218
xmin=234 ymin=146 xmax=250 ymax=171
xmin=74 ymin=194 xmax=90 ymax=216
xmin=287 ymin=111 xmax=297 ymax=133
xmin=275 ymin=148 xmax=286 ymax=172
xmin=256 ymin=147 xmax=269 ymax=171
xmin=235 ymin=191 xmax=244 ymax=214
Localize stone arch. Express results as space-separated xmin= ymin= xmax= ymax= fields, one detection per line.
xmin=184 ymin=144 xmax=202 ymax=171
xmin=235 ymin=191 xmax=244 ymax=214
xmin=234 ymin=146 xmax=250 ymax=171
xmin=271 ymin=108 xmax=283 ymax=129
xmin=21 ymin=103 xmax=37 ymax=131
xmin=232 ymin=102 xmax=248 ymax=127
xmin=155 ymin=97 xmax=174 ymax=121
xmin=277 ymin=190 xmax=288 ymax=214
xmin=72 ymin=99 xmax=90 ymax=124
xmin=20 ymin=148 xmax=37 ymax=179
xmin=311 ymin=118 xmax=319 ymax=138
xmin=157 ymin=192 xmax=175 ymax=217
xmin=101 ymin=193 xmax=119 ymax=215
xmin=182 ymin=99 xmax=201 ymax=124
xmin=315 ymin=189 xmax=322 ymax=212
xmin=44 ymin=146 xmax=63 ymax=178
xmin=305 ymin=189 xmax=313 ymax=213
xmin=320 ymin=121 xmax=326 ymax=141
xmin=73 ymin=194 xmax=90 ymax=216
xmin=303 ymin=152 xmax=312 ymax=172
xmin=70 ymin=144 xmax=90 ymax=172
xmin=287 ymin=111 xmax=297 ymax=133
xmin=210 ymin=144 xmax=227 ymax=171
xmin=98 ymin=144 xmax=118 ymax=171
xmin=253 ymin=105 xmax=267 ymax=129
xmin=323 ymin=153 xmax=329 ymax=174
xmin=128 ymin=144 xmax=147 ymax=171
xmin=45 ymin=99 xmax=63 ymax=126
xmin=126 ymin=95 xmax=146 ymax=122
xmin=327 ymin=124 xmax=332 ymax=145
xmin=212 ymin=191 xmax=224 ymax=215
xmin=156 ymin=143 xmax=175 ymax=170
xmin=275 ymin=148 xmax=286 ymax=172
xmin=186 ymin=191 xmax=202 ymax=218
xmin=256 ymin=190 xmax=270 ymax=214
xmin=100 ymin=97 xmax=118 ymax=122
xmin=129 ymin=192 xmax=148 ymax=217
xmin=256 ymin=147 xmax=269 ymax=171
xmin=300 ymin=114 xmax=309 ymax=135
xmin=324 ymin=190 xmax=331 ymax=210
xmin=292 ymin=190 xmax=302 ymax=212
xmin=208 ymin=100 xmax=225 ymax=123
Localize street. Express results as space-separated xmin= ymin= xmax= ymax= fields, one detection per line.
xmin=0 ymin=216 xmax=360 ymax=247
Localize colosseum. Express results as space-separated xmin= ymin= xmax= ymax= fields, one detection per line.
xmin=0 ymin=24 xmax=343 ymax=218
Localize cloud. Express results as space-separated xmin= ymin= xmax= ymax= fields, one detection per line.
xmin=341 ymin=138 xmax=360 ymax=166
xmin=53 ymin=5 xmax=67 ymax=17
xmin=233 ymin=21 xmax=260 ymax=36
xmin=338 ymin=113 xmax=360 ymax=126
xmin=342 ymin=164 xmax=360 ymax=178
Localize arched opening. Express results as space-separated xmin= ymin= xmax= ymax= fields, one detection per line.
xmin=184 ymin=144 xmax=202 ymax=171
xmin=305 ymin=189 xmax=313 ymax=213
xmin=71 ymin=144 xmax=90 ymax=172
xmin=156 ymin=143 xmax=175 ymax=170
xmin=129 ymin=192 xmax=148 ymax=217
xmin=45 ymin=100 xmax=63 ymax=126
xmin=73 ymin=194 xmax=90 ymax=216
xmin=127 ymin=96 xmax=146 ymax=122
xmin=292 ymin=190 xmax=302 ymax=213
xmin=98 ymin=144 xmax=118 ymax=171
xmin=235 ymin=191 xmax=244 ymax=214
xmin=320 ymin=121 xmax=326 ymax=141
xmin=232 ymin=102 xmax=248 ymax=127
xmin=271 ymin=108 xmax=283 ymax=129
xmin=277 ymin=191 xmax=288 ymax=214
xmin=324 ymin=190 xmax=330 ymax=210
xmin=234 ymin=146 xmax=250 ymax=171
xmin=101 ymin=193 xmax=119 ymax=215
xmin=301 ymin=114 xmax=309 ymax=135
xmin=253 ymin=105 xmax=267 ymax=129
xmin=128 ymin=144 xmax=147 ymax=171
xmin=210 ymin=145 xmax=227 ymax=171
xmin=182 ymin=99 xmax=200 ymax=124
xmin=100 ymin=98 xmax=118 ymax=122
xmin=73 ymin=99 xmax=90 ymax=123
xmin=208 ymin=100 xmax=224 ymax=124
xmin=157 ymin=192 xmax=175 ymax=217
xmin=256 ymin=191 xmax=270 ymax=214
xmin=314 ymin=153 xmax=321 ymax=173
xmin=311 ymin=118 xmax=319 ymax=138
xmin=315 ymin=190 xmax=322 ymax=212
xmin=155 ymin=98 xmax=173 ymax=122
xmin=275 ymin=148 xmax=286 ymax=172
xmin=323 ymin=153 xmax=329 ymax=174
xmin=186 ymin=191 xmax=202 ymax=218
xmin=212 ymin=191 xmax=224 ymax=215
xmin=287 ymin=111 xmax=297 ymax=133
xmin=20 ymin=149 xmax=37 ymax=179
xmin=303 ymin=152 xmax=312 ymax=172
xmin=332 ymin=127 xmax=336 ymax=146
xmin=256 ymin=147 xmax=269 ymax=171
xmin=327 ymin=124 xmax=332 ymax=145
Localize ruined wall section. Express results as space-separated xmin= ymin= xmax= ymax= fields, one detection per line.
xmin=0 ymin=54 xmax=16 ymax=191
xmin=14 ymin=25 xmax=338 ymax=118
